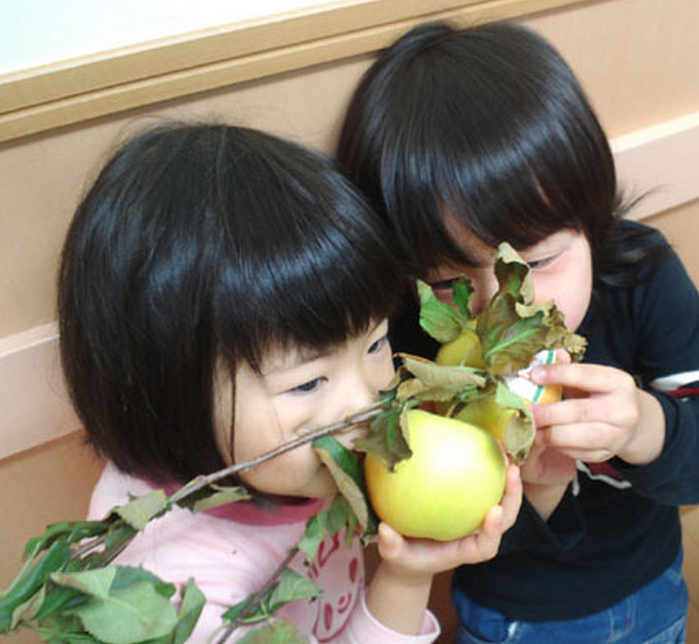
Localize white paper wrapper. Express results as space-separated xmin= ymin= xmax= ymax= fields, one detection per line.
xmin=505 ymin=349 xmax=556 ymax=403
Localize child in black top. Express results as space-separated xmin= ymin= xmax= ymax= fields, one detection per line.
xmin=337 ymin=20 xmax=699 ymax=643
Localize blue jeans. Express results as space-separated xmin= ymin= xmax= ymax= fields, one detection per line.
xmin=455 ymin=551 xmax=688 ymax=644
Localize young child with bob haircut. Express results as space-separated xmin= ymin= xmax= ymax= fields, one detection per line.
xmin=58 ymin=122 xmax=522 ymax=643
xmin=337 ymin=20 xmax=699 ymax=644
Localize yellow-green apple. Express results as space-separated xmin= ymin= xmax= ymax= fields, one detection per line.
xmin=365 ymin=409 xmax=507 ymax=541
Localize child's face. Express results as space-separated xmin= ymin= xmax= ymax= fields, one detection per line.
xmin=427 ymin=211 xmax=593 ymax=333
xmin=232 ymin=320 xmax=394 ymax=499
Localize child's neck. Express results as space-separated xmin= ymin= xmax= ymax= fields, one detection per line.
xmin=153 ymin=479 xmax=325 ymax=526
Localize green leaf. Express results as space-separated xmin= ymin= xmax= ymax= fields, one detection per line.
xmin=50 ymin=569 xmax=116 ymax=600
xmin=417 ymin=280 xmax=464 ymax=343
xmin=189 ymin=485 xmax=251 ymax=514
xmin=23 ymin=521 xmax=111 ymax=561
xmin=267 ymin=569 xmax=321 ymax=614
xmin=68 ymin=581 xmax=178 ymax=644
xmin=325 ymin=496 xmax=354 ymax=538
xmin=110 ymin=567 xmax=176 ymax=600
xmin=297 ymin=496 xmax=364 ymax=563
xmin=97 ymin=524 xmax=139 ymax=567
xmin=238 ymin=618 xmax=309 ymax=644
xmin=114 ymin=490 xmax=168 ymax=531
xmin=312 ymin=435 xmax=360 ymax=483
xmin=451 ymin=277 xmax=474 ymax=321
xmin=396 ymin=354 xmax=486 ymax=402
xmin=313 ymin=436 xmax=369 ymax=531
xmin=0 ymin=538 xmax=72 ymax=634
xmin=172 ymin=579 xmax=206 ymax=644
xmin=11 ymin=586 xmax=45 ymax=630
xmin=36 ymin=617 xmax=102 ymax=643
xmin=354 ymin=406 xmax=412 ymax=473
xmin=222 ymin=594 xmax=257 ymax=625
xmin=173 ymin=481 xmax=251 ymax=515
xmin=478 ymin=293 xmax=548 ymax=376
xmin=223 ymin=570 xmax=320 ymax=630
xmin=495 ymin=380 xmax=530 ymax=412
xmin=495 ymin=382 xmax=536 ymax=465
xmin=33 ymin=583 xmax=88 ymax=623
xmin=494 ymin=243 xmax=535 ymax=303
xmin=297 ymin=511 xmax=327 ymax=566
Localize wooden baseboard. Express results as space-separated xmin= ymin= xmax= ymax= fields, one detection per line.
xmin=1 ymin=111 xmax=698 ymax=459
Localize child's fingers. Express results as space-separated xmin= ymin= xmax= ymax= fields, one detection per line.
xmin=533 ymin=397 xmax=595 ymax=428
xmin=498 ymin=465 xmax=523 ymax=529
xmin=376 ymin=521 xmax=406 ymax=561
xmin=479 ymin=504 xmax=503 ymax=536
xmin=530 ymin=362 xmax=634 ymax=396
xmin=534 ymin=394 xmax=638 ymax=439
xmin=537 ymin=423 xmax=624 ymax=462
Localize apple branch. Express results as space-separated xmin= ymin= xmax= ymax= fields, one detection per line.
xmin=68 ymin=399 xmax=387 ymax=564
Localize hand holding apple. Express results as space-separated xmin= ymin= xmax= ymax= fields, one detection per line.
xmin=373 ymin=462 xmax=522 ymax=572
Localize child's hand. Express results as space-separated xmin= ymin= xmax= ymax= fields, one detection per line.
xmin=521 ymin=442 xmax=577 ymax=486
xmin=365 ymin=466 xmax=521 ymax=634
xmin=530 ymin=362 xmax=665 ymax=466
xmin=520 ymin=443 xmax=576 ymax=520
xmin=375 ymin=464 xmax=522 ymax=577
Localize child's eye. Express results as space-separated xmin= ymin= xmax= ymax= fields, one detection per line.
xmin=527 ymin=256 xmax=554 ymax=270
xmin=368 ymin=334 xmax=390 ymax=355
xmin=430 ymin=278 xmax=456 ymax=292
xmin=289 ymin=377 xmax=325 ymax=395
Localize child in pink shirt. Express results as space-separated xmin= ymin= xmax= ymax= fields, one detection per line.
xmin=59 ymin=123 xmax=522 ymax=642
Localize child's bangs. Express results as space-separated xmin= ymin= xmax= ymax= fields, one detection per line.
xmin=212 ymin=143 xmax=406 ymax=371
xmin=391 ymin=121 xmax=579 ymax=273
xmin=255 ymin=248 xmax=401 ymax=370
xmin=217 ymin=221 xmax=404 ymax=372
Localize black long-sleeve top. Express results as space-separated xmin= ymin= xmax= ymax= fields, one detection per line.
xmin=390 ymin=220 xmax=699 ymax=621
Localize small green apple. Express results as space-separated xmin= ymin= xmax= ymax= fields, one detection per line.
xmin=365 ymin=409 xmax=507 ymax=541
xmin=454 ymin=394 xmax=517 ymax=442
xmin=435 ymin=325 xmax=484 ymax=369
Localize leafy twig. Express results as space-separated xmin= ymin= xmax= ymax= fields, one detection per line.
xmin=168 ymin=400 xmax=387 ymax=506
xmin=67 ymin=400 xmax=386 ymax=565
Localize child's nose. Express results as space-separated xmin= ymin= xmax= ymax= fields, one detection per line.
xmin=469 ymin=269 xmax=499 ymax=315
xmin=343 ymin=358 xmax=393 ymax=415
xmin=344 ymin=374 xmax=379 ymax=414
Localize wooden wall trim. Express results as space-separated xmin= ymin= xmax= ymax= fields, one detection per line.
xmin=612 ymin=112 xmax=699 ymax=221
xmin=0 ymin=0 xmax=586 ymax=145
xmin=0 ymin=322 xmax=81 ymax=460
xmin=1 ymin=111 xmax=697 ymax=460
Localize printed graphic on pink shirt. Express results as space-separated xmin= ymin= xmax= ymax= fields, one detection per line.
xmin=307 ymin=531 xmax=362 ymax=642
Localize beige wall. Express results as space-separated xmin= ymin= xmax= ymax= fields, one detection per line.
xmin=1 ymin=1 xmax=698 ymax=642
xmin=2 ymin=0 xmax=699 ymax=339
xmin=2 ymin=0 xmax=699 ymax=338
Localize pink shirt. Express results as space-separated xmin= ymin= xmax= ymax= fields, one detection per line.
xmin=88 ymin=463 xmax=440 ymax=643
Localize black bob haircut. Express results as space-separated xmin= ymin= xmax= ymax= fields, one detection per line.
xmin=58 ymin=122 xmax=406 ymax=484
xmin=338 ymin=20 xmax=658 ymax=282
